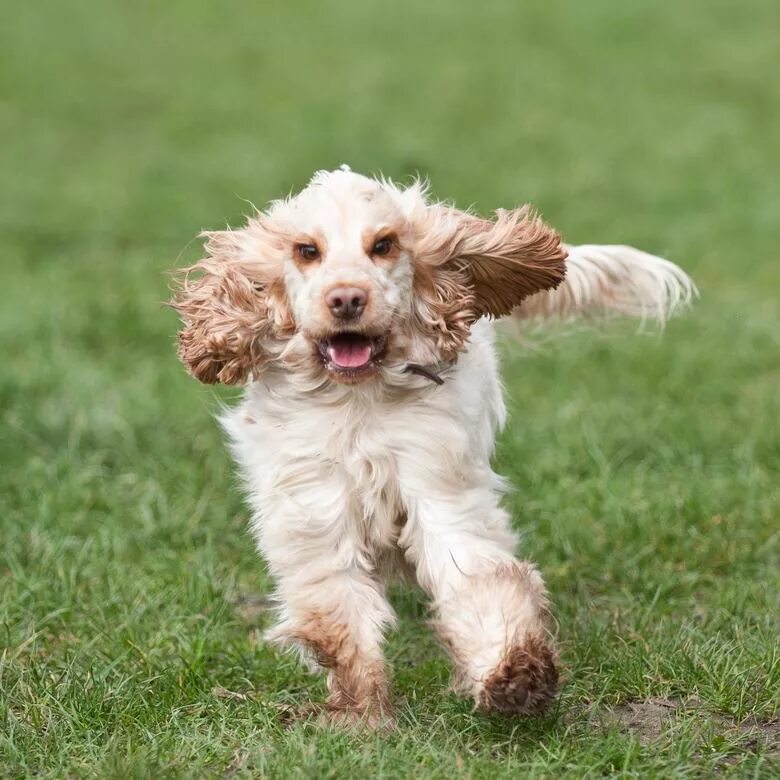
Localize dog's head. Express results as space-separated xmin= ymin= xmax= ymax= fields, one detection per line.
xmin=172 ymin=168 xmax=567 ymax=386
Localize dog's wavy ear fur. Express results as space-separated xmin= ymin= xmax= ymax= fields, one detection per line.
xmin=410 ymin=204 xmax=568 ymax=357
xmin=446 ymin=207 xmax=567 ymax=318
xmin=171 ymin=226 xmax=285 ymax=385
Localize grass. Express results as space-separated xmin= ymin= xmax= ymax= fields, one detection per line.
xmin=1 ymin=0 xmax=779 ymax=776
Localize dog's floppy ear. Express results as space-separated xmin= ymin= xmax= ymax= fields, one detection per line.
xmin=419 ymin=205 xmax=568 ymax=319
xmin=171 ymin=227 xmax=284 ymax=385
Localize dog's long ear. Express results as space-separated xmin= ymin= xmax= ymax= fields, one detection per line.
xmin=170 ymin=227 xmax=285 ymax=385
xmin=418 ymin=205 xmax=568 ymax=319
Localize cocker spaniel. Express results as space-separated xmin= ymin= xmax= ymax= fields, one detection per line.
xmin=172 ymin=166 xmax=694 ymax=728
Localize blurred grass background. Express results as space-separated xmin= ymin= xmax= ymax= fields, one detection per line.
xmin=1 ymin=0 xmax=778 ymax=776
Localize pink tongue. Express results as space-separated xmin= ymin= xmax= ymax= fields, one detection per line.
xmin=328 ymin=342 xmax=372 ymax=368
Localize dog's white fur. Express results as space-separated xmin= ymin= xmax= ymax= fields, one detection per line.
xmin=173 ymin=168 xmax=694 ymax=726
xmin=519 ymin=244 xmax=696 ymax=323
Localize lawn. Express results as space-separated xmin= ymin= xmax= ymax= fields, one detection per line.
xmin=1 ymin=0 xmax=779 ymax=776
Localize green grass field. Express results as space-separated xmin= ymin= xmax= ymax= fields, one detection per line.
xmin=2 ymin=0 xmax=779 ymax=776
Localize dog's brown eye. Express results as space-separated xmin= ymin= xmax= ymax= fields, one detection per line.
xmin=297 ymin=243 xmax=320 ymax=262
xmin=372 ymin=237 xmax=394 ymax=256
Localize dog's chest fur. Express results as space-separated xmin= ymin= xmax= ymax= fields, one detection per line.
xmin=338 ymin=420 xmax=403 ymax=550
xmin=224 ymin=381 xmax=423 ymax=556
xmin=221 ymin=320 xmax=505 ymax=570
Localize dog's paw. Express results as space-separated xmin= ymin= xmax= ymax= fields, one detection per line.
xmin=478 ymin=635 xmax=559 ymax=716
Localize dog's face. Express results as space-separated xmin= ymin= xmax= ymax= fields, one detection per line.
xmin=172 ymin=168 xmax=567 ymax=386
xmin=271 ymin=171 xmax=415 ymax=384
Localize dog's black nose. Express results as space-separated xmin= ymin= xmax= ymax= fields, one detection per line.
xmin=325 ymin=286 xmax=368 ymax=320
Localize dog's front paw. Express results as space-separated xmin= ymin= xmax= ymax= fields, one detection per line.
xmin=478 ymin=635 xmax=559 ymax=716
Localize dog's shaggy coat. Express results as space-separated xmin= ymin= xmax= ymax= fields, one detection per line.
xmin=172 ymin=167 xmax=694 ymax=727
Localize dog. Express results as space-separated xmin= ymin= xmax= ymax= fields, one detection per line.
xmin=171 ymin=166 xmax=694 ymax=728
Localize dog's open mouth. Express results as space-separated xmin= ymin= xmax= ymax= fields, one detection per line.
xmin=316 ymin=332 xmax=388 ymax=379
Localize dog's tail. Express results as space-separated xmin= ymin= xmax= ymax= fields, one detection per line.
xmin=515 ymin=244 xmax=696 ymax=324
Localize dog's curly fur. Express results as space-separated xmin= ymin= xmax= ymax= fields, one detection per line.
xmin=171 ymin=167 xmax=694 ymax=727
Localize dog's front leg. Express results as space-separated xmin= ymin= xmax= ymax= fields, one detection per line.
xmin=257 ymin=503 xmax=396 ymax=729
xmin=400 ymin=489 xmax=558 ymax=715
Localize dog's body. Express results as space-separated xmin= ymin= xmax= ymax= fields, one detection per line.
xmin=173 ymin=168 xmax=694 ymax=727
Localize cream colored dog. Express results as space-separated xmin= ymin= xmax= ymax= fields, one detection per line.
xmin=172 ymin=167 xmax=694 ymax=728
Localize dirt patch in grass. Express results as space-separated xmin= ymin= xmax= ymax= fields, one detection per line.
xmin=609 ymin=697 xmax=680 ymax=744
xmin=733 ymin=716 xmax=780 ymax=753
xmin=607 ymin=697 xmax=779 ymax=761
